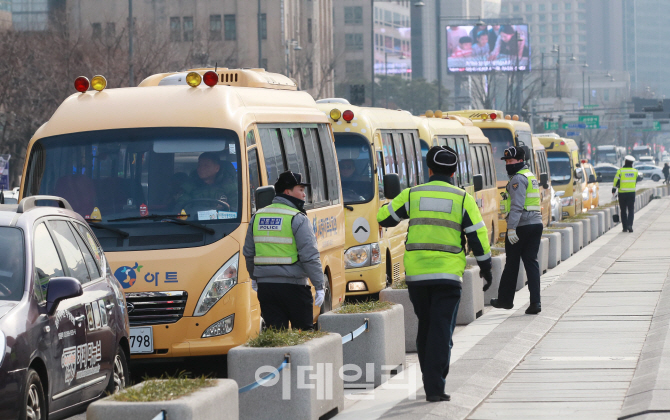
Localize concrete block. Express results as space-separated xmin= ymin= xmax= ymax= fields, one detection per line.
xmin=547 ymin=227 xmax=572 ymax=261
xmin=538 ymin=237 xmax=549 ymax=274
xmin=380 ymin=288 xmax=417 ymax=352
xmin=553 ymin=222 xmax=583 ymax=251
xmin=228 ymin=334 xmax=343 ymax=420
xmin=578 ymin=217 xmax=591 ymax=246
xmin=469 ymin=254 xmax=506 ymax=305
xmin=584 ymin=214 xmax=600 ymax=240
xmin=589 ymin=211 xmax=605 ymax=236
xmin=457 ymin=266 xmax=484 ymax=325
xmin=319 ymin=305 xmax=404 ymax=388
xmin=542 ymin=232 xmax=561 ymax=269
xmin=87 ymin=379 xmax=239 ymax=420
xmin=602 ymin=207 xmax=612 ymax=231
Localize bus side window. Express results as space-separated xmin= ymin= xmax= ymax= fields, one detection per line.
xmin=258 ymin=127 xmax=287 ymax=185
xmin=301 ymin=127 xmax=328 ymax=205
xmin=281 ymin=128 xmax=312 ymax=205
xmin=484 ymin=146 xmax=495 ymax=186
xmin=381 ymin=132 xmax=397 ymax=176
xmin=471 ymin=145 xmax=481 ymax=186
xmin=446 ymin=138 xmax=461 ymax=186
xmin=317 ymin=124 xmax=340 ymax=204
xmin=462 ymin=137 xmax=473 ymax=186
xmin=392 ymin=132 xmax=409 ymax=189
xmin=402 ymin=132 xmax=418 ymax=187
xmin=412 ymin=133 xmax=424 ymax=184
xmin=376 ymin=151 xmax=385 ymax=199
xmin=420 ymin=140 xmax=430 ymax=183
xmin=247 ymin=147 xmax=261 ymax=214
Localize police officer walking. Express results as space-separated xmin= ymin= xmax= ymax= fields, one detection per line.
xmin=613 ymin=155 xmax=639 ymax=232
xmin=243 ymin=171 xmax=325 ymax=330
xmin=377 ymin=146 xmax=493 ymax=403
xmin=491 ymin=146 xmax=544 ymax=315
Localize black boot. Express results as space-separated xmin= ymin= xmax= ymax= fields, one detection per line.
xmin=628 ymin=227 xmax=634 ymax=232
xmin=426 ymin=393 xmax=451 ymax=402
xmin=490 ymin=299 xmax=514 ymax=310
xmin=525 ymin=303 xmax=541 ymax=314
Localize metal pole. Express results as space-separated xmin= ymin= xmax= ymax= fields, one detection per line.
xmin=556 ymin=46 xmax=561 ymax=98
xmin=436 ymin=0 xmax=442 ymax=110
xmin=540 ymin=52 xmax=545 ymax=98
xmin=588 ymin=76 xmax=591 ymax=105
xmin=385 ymin=51 xmax=388 ymax=108
xmin=258 ymin=0 xmax=262 ymax=68
xmin=371 ymin=0 xmax=375 ymax=106
xmin=582 ymin=70 xmax=585 ymax=106
xmin=128 ymin=0 xmax=134 ymax=87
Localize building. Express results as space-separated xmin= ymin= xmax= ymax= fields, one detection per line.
xmin=11 ymin=0 xmax=50 ymax=31
xmin=63 ymin=0 xmax=333 ymax=98
xmin=0 ymin=0 xmax=11 ymax=30
xmin=333 ymin=0 xmax=412 ymax=105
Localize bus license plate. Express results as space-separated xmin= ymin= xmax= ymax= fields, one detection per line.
xmin=129 ymin=327 xmax=154 ymax=354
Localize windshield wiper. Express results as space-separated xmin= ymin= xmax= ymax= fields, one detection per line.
xmin=87 ymin=222 xmax=130 ymax=238
xmin=109 ymin=214 xmax=188 ymax=222
xmin=108 ymin=214 xmax=216 ymax=235
xmin=162 ymin=218 xmax=216 ymax=235
xmin=344 ymin=205 xmax=354 ymax=211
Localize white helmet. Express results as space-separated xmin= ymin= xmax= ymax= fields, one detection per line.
xmin=624 ymin=155 xmax=636 ymax=162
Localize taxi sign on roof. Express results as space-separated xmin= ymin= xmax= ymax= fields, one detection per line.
xmin=444 ymin=110 xmax=504 ymax=121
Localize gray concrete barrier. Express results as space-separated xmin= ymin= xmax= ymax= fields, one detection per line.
xmin=542 ymin=231 xmax=561 ymax=269
xmin=319 ymin=305 xmax=404 ymax=388
xmin=584 ymin=214 xmax=600 ymax=240
xmin=493 ymin=247 xmax=525 ymax=291
xmin=379 ymin=288 xmax=417 ymax=352
xmin=546 ymin=226 xmax=573 ymax=261
xmin=578 ymin=217 xmax=591 ymax=246
xmin=552 ymin=222 xmax=582 ymax=252
xmin=467 ymin=253 xmax=505 ymax=305
xmin=457 ymin=266 xmax=484 ymax=325
xmin=87 ymin=379 xmax=239 ymax=420
xmin=538 ymin=237 xmax=549 ymax=274
xmin=589 ymin=211 xmax=605 ymax=236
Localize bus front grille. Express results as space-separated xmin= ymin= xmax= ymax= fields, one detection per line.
xmin=125 ymin=291 xmax=188 ymax=326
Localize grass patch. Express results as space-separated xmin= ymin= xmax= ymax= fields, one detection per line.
xmin=336 ymin=300 xmax=393 ymax=314
xmin=112 ymin=374 xmax=215 ymax=402
xmin=491 ymin=248 xmax=504 ymax=257
xmin=246 ymin=328 xmax=326 ymax=348
xmin=391 ymin=279 xmax=408 ymax=289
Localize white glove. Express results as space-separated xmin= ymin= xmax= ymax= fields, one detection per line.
xmin=315 ymin=289 xmax=325 ymax=307
xmin=251 ymin=280 xmax=258 ymax=292
xmin=507 ymin=229 xmax=520 ymax=245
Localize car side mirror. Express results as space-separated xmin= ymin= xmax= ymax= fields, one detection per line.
xmin=588 ymin=174 xmax=596 ymax=184
xmin=46 ymin=277 xmax=83 ymax=315
xmin=383 ymin=173 xmax=402 ymax=200
xmin=540 ymin=173 xmax=549 ymax=189
xmin=255 ymin=186 xmax=276 ymax=211
xmin=597 ymin=174 xmax=603 ymax=182
xmin=575 ymin=168 xmax=583 ymax=180
xmin=473 ymin=174 xmax=484 ymax=192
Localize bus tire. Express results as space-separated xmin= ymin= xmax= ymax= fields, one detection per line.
xmin=320 ymin=272 xmax=333 ymax=314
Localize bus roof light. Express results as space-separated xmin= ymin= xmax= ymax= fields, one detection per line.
xmin=561 ymin=141 xmax=566 ymax=145
xmin=203 ymin=71 xmax=218 ymax=87
xmin=425 ymin=110 xmax=434 ymax=118
xmin=330 ymin=109 xmax=342 ymax=121
xmin=74 ymin=76 xmax=90 ymax=93
xmin=435 ymin=110 xmax=443 ymax=118
xmin=186 ymin=72 xmax=202 ymax=87
xmin=505 ymin=115 xmax=512 ymax=120
xmin=512 ymin=115 xmax=520 ymax=121
xmin=343 ymin=110 xmax=354 ymax=122
xmin=490 ymin=113 xmax=497 ymax=120
xmin=91 ymin=75 xmax=107 ymax=91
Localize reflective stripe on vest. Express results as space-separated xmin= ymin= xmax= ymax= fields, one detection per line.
xmin=617 ymin=168 xmax=638 ymax=192
xmin=253 ymin=203 xmax=299 ymax=265
xmin=503 ymin=169 xmax=541 ymax=213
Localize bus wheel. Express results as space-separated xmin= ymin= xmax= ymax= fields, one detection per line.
xmin=320 ymin=273 xmax=333 ymax=314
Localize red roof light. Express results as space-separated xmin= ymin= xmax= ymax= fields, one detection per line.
xmin=489 ymin=113 xmax=497 ymax=120
xmin=203 ymin=71 xmax=218 ymax=87
xmin=343 ymin=110 xmax=355 ymax=122
xmin=74 ymin=76 xmax=90 ymax=93
xmin=560 ymin=141 xmax=566 ymax=145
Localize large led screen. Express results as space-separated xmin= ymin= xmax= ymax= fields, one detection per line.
xmin=447 ymin=24 xmax=530 ymax=73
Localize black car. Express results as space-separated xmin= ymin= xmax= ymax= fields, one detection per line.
xmin=0 ymin=196 xmax=130 ymax=420
xmin=594 ymin=164 xmax=619 ymax=182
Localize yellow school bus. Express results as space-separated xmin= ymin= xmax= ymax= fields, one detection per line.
xmin=444 ymin=110 xmax=540 ymax=240
xmin=532 ymin=136 xmax=552 ymax=226
xmin=581 ymin=160 xmax=600 ymax=210
xmin=20 ymin=68 xmax=346 ymax=359
xmin=536 ymin=134 xmax=585 ymax=217
xmin=316 ymin=101 xmax=421 ymax=296
xmin=415 ymin=114 xmax=500 ymax=244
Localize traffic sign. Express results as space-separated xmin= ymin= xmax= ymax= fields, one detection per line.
xmin=544 ymin=121 xmax=559 ymax=130
xmin=578 ymin=115 xmax=600 ymax=128
xmin=562 ymin=122 xmax=587 ymax=129
xmin=566 ymin=131 xmax=581 ymax=137
xmin=583 ymin=105 xmax=600 ymax=109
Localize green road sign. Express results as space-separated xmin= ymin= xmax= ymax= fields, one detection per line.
xmin=544 ymin=121 xmax=559 ymax=130
xmin=583 ymin=105 xmax=600 ymax=109
xmin=578 ymin=115 xmax=600 ymax=129
xmin=643 ymin=121 xmax=662 ymax=132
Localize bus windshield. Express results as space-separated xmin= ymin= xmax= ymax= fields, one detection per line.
xmin=0 ymin=228 xmax=25 ymax=301
xmin=334 ymin=134 xmax=375 ymax=204
xmin=481 ymin=128 xmax=514 ymax=181
xmin=24 ymin=127 xmax=242 ymax=225
xmin=547 ymin=152 xmax=572 ymax=185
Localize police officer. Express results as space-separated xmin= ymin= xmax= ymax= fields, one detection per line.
xmin=490 ymin=146 xmax=544 ymax=315
xmin=243 ymin=171 xmax=325 ymax=330
xmin=377 ymin=146 xmax=492 ymax=403
xmin=613 ymin=155 xmax=639 ymax=232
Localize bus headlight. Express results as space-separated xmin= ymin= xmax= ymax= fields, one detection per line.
xmin=194 ymin=253 xmax=238 ymax=316
xmin=561 ymin=196 xmax=574 ymax=207
xmin=345 ymin=243 xmax=382 ymax=269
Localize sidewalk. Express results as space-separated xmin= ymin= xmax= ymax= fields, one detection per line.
xmin=336 ymin=197 xmax=670 ymax=420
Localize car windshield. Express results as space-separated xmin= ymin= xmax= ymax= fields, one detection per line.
xmin=547 ymin=152 xmax=572 ymax=185
xmin=0 ymin=228 xmax=25 ymax=301
xmin=334 ymin=134 xmax=375 ymax=204
xmin=24 ymin=127 xmax=241 ymax=224
xmin=481 ymin=128 xmax=514 ymax=181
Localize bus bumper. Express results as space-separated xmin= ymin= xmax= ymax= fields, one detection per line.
xmin=344 ymin=263 xmax=387 ymax=296
xmin=562 ymin=204 xmax=576 ymax=218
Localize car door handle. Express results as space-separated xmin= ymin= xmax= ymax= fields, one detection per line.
xmin=74 ymin=315 xmax=86 ymax=323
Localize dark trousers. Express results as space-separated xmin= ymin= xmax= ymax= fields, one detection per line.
xmin=407 ymin=284 xmax=461 ymax=397
xmin=257 ymin=283 xmax=314 ymax=330
xmin=619 ymin=192 xmax=636 ymax=230
xmin=497 ymin=223 xmax=543 ymax=306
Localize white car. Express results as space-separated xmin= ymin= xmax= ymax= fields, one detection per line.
xmin=636 ymin=164 xmax=665 ymax=182
xmin=638 ymin=156 xmax=656 ymax=165
xmin=551 ymin=187 xmax=564 ymax=222
xmin=0 ymin=187 xmax=18 ymax=204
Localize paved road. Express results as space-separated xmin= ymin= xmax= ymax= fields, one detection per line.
xmin=598 ymin=179 xmax=660 ymax=206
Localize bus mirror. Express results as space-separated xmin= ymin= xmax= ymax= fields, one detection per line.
xmin=383 ymin=174 xmax=401 ymax=199
xmin=473 ymin=174 xmax=484 ymax=192
xmin=597 ymin=174 xmax=603 ymax=183
xmin=575 ymin=168 xmax=583 ymax=180
xmin=540 ymin=173 xmax=549 ymax=188
xmin=521 ymin=146 xmax=531 ymax=160
xmin=255 ymin=186 xmax=276 ymax=210
xmin=588 ymin=174 xmax=596 ymax=184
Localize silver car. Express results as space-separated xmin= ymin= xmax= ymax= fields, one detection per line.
xmin=551 ymin=187 xmax=564 ymax=223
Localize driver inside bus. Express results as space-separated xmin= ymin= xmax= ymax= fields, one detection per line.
xmin=339 ymin=159 xmax=367 ymax=201
xmin=177 ymin=152 xmax=238 ymax=212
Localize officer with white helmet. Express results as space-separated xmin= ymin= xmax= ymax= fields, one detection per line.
xmin=613 ymin=155 xmax=640 ymax=232
xmin=243 ymin=171 xmax=325 ymax=330
xmin=377 ymin=146 xmax=492 ymax=403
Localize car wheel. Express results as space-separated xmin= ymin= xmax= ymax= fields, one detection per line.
xmin=320 ymin=273 xmax=333 ymax=314
xmin=106 ymin=347 xmax=129 ymax=395
xmin=652 ymin=174 xmax=661 ymax=182
xmin=21 ymin=369 xmax=45 ymax=420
